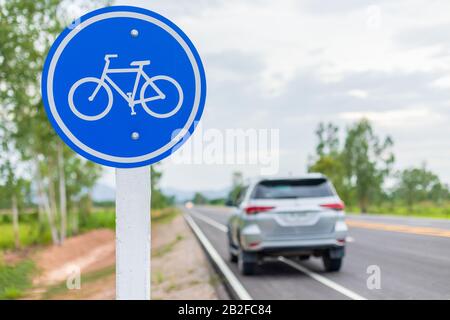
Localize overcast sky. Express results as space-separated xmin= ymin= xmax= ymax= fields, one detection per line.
xmin=99 ymin=0 xmax=450 ymax=191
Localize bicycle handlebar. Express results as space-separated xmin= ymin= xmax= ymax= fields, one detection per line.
xmin=105 ymin=54 xmax=118 ymax=61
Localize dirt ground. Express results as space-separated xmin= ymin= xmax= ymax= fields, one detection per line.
xmin=25 ymin=214 xmax=219 ymax=300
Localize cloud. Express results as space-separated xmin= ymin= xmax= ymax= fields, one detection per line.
xmin=339 ymin=107 xmax=445 ymax=128
xmin=299 ymin=0 xmax=391 ymax=14
xmin=125 ymin=0 xmax=223 ymax=17
xmin=107 ymin=0 xmax=450 ymax=190
xmin=348 ymin=89 xmax=368 ymax=99
xmin=395 ymin=23 xmax=450 ymax=48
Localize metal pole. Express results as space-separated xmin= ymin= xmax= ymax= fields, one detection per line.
xmin=116 ymin=166 xmax=151 ymax=300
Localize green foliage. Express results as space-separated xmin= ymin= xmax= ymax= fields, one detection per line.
xmin=0 ymin=260 xmax=35 ymax=300
xmin=79 ymin=210 xmax=115 ymax=231
xmin=315 ymin=122 xmax=340 ymax=157
xmin=226 ymin=171 xmax=244 ymax=205
xmin=348 ymin=201 xmax=450 ymax=219
xmin=0 ymin=206 xmax=181 ymax=249
xmin=342 ymin=119 xmax=394 ymax=212
xmin=208 ymin=198 xmax=226 ymax=206
xmin=0 ymin=222 xmax=52 ymax=249
xmin=192 ymin=192 xmax=208 ymax=205
xmin=0 ymin=161 xmax=32 ymax=209
xmin=309 ymin=120 xmax=449 ymax=215
xmin=309 ymin=119 xmax=394 ymax=212
xmin=151 ymin=207 xmax=179 ymax=224
xmin=309 ymin=155 xmax=348 ymax=200
xmin=394 ymin=165 xmax=450 ymax=209
xmin=151 ymin=165 xmax=175 ymax=209
xmin=0 ymin=0 xmax=108 ymax=246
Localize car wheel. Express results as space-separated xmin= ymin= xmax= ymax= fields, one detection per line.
xmin=227 ymin=230 xmax=238 ymax=263
xmin=238 ymin=250 xmax=257 ymax=275
xmin=229 ymin=250 xmax=238 ymax=263
xmin=323 ymin=255 xmax=342 ymax=272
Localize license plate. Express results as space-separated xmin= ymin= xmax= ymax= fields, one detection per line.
xmin=280 ymin=213 xmax=311 ymax=224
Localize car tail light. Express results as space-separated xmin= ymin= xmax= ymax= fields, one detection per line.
xmin=244 ymin=206 xmax=275 ymax=215
xmin=248 ymin=241 xmax=261 ymax=247
xmin=320 ymin=202 xmax=345 ymax=211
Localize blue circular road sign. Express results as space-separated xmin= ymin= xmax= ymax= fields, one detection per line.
xmin=42 ymin=6 xmax=206 ymax=167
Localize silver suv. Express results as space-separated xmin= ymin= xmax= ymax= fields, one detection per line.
xmin=227 ymin=174 xmax=348 ymax=275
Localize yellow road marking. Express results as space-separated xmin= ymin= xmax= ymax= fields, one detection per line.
xmin=346 ymin=220 xmax=450 ymax=238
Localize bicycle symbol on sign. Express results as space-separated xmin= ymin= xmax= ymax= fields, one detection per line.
xmin=68 ymin=54 xmax=184 ymax=121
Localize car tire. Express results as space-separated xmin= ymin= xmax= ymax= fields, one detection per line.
xmin=227 ymin=230 xmax=238 ymax=263
xmin=229 ymin=247 xmax=238 ymax=263
xmin=229 ymin=252 xmax=238 ymax=263
xmin=238 ymin=250 xmax=257 ymax=275
xmin=323 ymin=255 xmax=342 ymax=272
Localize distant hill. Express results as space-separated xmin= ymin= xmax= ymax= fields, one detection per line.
xmin=162 ymin=187 xmax=230 ymax=202
xmin=91 ymin=183 xmax=230 ymax=203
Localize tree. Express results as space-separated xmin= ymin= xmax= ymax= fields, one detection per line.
xmin=0 ymin=0 xmax=108 ymax=244
xmin=395 ymin=164 xmax=449 ymax=210
xmin=150 ymin=165 xmax=174 ymax=209
xmin=308 ymin=123 xmax=349 ymax=202
xmin=64 ymin=153 xmax=102 ymax=234
xmin=0 ymin=160 xmax=31 ymax=249
xmin=342 ymin=119 xmax=394 ymax=213
xmin=309 ymin=155 xmax=348 ymax=202
xmin=227 ymin=171 xmax=244 ymax=205
xmin=192 ymin=192 xmax=207 ymax=205
xmin=315 ymin=122 xmax=340 ymax=157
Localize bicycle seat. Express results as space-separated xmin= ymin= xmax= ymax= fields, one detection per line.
xmin=130 ymin=60 xmax=150 ymax=66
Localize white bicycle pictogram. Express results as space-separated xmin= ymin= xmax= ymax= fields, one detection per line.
xmin=68 ymin=54 xmax=184 ymax=121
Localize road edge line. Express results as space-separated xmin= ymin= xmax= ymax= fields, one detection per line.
xmin=184 ymin=213 xmax=252 ymax=300
xmin=190 ymin=211 xmax=229 ymax=232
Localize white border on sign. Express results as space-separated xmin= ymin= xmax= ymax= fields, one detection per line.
xmin=47 ymin=11 xmax=201 ymax=163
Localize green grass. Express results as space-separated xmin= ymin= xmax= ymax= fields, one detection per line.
xmin=152 ymin=234 xmax=184 ymax=258
xmin=152 ymin=270 xmax=165 ymax=285
xmin=151 ymin=207 xmax=179 ymax=224
xmin=0 ymin=223 xmax=52 ymax=250
xmin=0 ymin=260 xmax=35 ymax=300
xmin=80 ymin=210 xmax=116 ymax=231
xmin=0 ymin=207 xmax=179 ymax=250
xmin=79 ymin=207 xmax=180 ymax=232
xmin=348 ymin=201 xmax=450 ymax=219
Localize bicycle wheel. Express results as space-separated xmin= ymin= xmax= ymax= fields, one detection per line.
xmin=140 ymin=75 xmax=183 ymax=118
xmin=68 ymin=77 xmax=113 ymax=121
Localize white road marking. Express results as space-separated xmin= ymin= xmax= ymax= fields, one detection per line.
xmin=190 ymin=210 xmax=229 ymax=232
xmin=278 ymin=257 xmax=367 ymax=300
xmin=188 ymin=208 xmax=367 ymax=301
xmin=184 ymin=214 xmax=252 ymax=300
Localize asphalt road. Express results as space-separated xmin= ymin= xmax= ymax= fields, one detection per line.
xmin=184 ymin=205 xmax=450 ymax=300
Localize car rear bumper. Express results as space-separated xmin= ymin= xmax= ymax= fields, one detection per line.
xmin=262 ymin=237 xmax=344 ymax=248
xmin=245 ymin=237 xmax=345 ymax=253
xmin=256 ymin=239 xmax=345 ymax=256
xmin=239 ymin=222 xmax=347 ymax=252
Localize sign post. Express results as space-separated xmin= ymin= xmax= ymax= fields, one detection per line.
xmin=116 ymin=167 xmax=151 ymax=299
xmin=42 ymin=6 xmax=206 ymax=300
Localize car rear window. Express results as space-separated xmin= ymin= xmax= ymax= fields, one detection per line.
xmin=251 ymin=178 xmax=335 ymax=199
